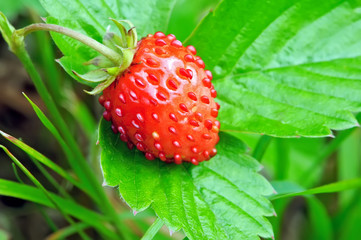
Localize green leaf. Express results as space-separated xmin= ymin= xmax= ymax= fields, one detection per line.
xmin=99 ymin=119 xmax=274 ymax=239
xmin=39 ymin=0 xmax=178 ymax=85
xmin=72 ymin=69 xmax=111 ymax=83
xmin=0 ymin=0 xmax=45 ymax=21
xmin=186 ymin=0 xmax=361 ymax=137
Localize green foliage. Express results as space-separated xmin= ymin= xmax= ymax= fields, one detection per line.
xmin=186 ymin=0 xmax=361 ymax=137
xmin=39 ymin=0 xmax=179 ymax=85
xmin=0 ymin=179 xmax=117 ymax=239
xmin=0 ymin=0 xmax=44 ymax=20
xmin=1 ymin=0 xmax=361 ymax=239
xmin=100 ymin=119 xmax=274 ymax=239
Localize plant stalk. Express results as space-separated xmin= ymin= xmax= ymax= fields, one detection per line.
xmin=17 ymin=23 xmax=122 ymax=65
xmin=252 ymin=135 xmax=273 ymax=162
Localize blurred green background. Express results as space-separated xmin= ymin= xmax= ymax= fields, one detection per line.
xmin=0 ymin=0 xmax=360 ymax=239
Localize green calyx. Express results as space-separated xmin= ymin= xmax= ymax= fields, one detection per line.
xmin=76 ymin=19 xmax=138 ymax=94
xmin=0 ymin=14 xmax=138 ymax=95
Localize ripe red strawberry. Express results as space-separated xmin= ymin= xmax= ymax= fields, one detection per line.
xmin=98 ymin=31 xmax=220 ymax=165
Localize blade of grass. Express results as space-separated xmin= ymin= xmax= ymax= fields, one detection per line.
xmin=22 ymin=93 xmax=127 ymax=238
xmin=5 ymin=14 xmax=133 ymax=238
xmin=141 ymin=218 xmax=164 ymax=240
xmin=134 ymin=218 xmax=175 ymax=240
xmin=30 ymin=155 xmax=73 ymax=200
xmin=0 ymin=130 xmax=83 ymax=192
xmin=1 ymin=146 xmax=90 ymax=240
xmin=46 ymin=222 xmax=90 ymax=240
xmin=271 ymin=178 xmax=361 ymax=200
xmin=0 ymin=178 xmax=116 ymax=239
xmin=22 ymin=93 xmax=96 ymax=197
xmin=12 ymin=163 xmax=58 ymax=232
xmin=12 ymin=31 xmax=89 ymax=183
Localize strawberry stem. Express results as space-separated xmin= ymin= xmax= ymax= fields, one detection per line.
xmin=17 ymin=23 xmax=123 ymax=65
